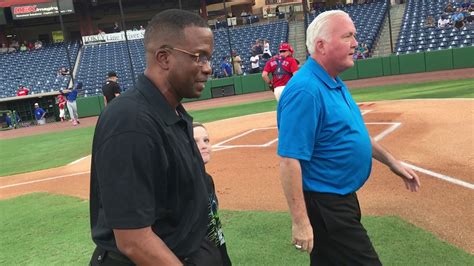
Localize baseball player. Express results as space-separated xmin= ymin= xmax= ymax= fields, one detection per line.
xmin=262 ymin=42 xmax=299 ymax=101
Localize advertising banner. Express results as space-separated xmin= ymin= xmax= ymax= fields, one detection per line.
xmin=11 ymin=0 xmax=74 ymax=20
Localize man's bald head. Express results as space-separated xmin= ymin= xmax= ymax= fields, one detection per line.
xmin=144 ymin=9 xmax=209 ymax=54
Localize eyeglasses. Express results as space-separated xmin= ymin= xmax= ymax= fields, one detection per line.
xmin=162 ymin=45 xmax=211 ymax=66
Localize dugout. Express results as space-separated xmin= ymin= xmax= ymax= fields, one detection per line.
xmin=0 ymin=92 xmax=60 ymax=125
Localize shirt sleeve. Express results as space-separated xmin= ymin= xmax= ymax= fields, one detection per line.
xmin=277 ymin=89 xmax=321 ymax=161
xmin=263 ymin=59 xmax=273 ymax=72
xmin=289 ymin=58 xmax=299 ymax=73
xmin=94 ymin=132 xmax=166 ymax=228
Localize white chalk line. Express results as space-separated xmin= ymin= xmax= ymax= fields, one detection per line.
xmin=401 ymin=162 xmax=474 ymax=190
xmin=0 ymin=171 xmax=90 ymax=189
xmin=68 ymin=156 xmax=89 ymax=165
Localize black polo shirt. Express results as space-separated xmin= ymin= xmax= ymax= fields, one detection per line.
xmin=101 ymin=80 xmax=121 ymax=103
xmin=90 ymin=74 xmax=210 ymax=258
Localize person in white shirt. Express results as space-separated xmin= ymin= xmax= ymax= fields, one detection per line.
xmin=249 ymin=52 xmax=260 ymax=74
xmin=262 ymin=40 xmax=272 ymax=59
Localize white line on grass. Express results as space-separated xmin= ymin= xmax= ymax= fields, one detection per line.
xmin=68 ymin=156 xmax=89 ymax=165
xmin=0 ymin=171 xmax=90 ymax=189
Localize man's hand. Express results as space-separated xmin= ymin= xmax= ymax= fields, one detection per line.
xmin=292 ymin=219 xmax=314 ymax=253
xmin=389 ymin=160 xmax=421 ymax=192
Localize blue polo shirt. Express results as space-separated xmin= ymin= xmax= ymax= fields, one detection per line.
xmin=277 ymin=57 xmax=372 ymax=195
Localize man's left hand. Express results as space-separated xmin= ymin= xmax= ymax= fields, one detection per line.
xmin=389 ymin=160 xmax=421 ymax=192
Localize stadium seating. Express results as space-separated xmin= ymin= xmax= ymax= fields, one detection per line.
xmin=0 ymin=42 xmax=80 ymax=99
xmin=306 ymin=1 xmax=388 ymax=52
xmin=212 ymin=20 xmax=288 ymax=77
xmin=396 ymin=0 xmax=473 ymax=54
xmin=76 ymin=21 xmax=288 ymax=96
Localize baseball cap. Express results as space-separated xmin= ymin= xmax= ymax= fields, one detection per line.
xmin=107 ymin=71 xmax=118 ymax=78
xmin=279 ymin=43 xmax=294 ymax=54
xmin=34 ymin=103 xmax=39 ymax=106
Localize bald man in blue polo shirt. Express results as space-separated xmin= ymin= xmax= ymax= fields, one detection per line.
xmin=277 ymin=10 xmax=421 ymax=265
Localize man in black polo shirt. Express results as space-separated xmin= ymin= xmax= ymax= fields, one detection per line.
xmin=101 ymin=71 xmax=121 ymax=106
xmin=90 ymin=9 xmax=225 ymax=265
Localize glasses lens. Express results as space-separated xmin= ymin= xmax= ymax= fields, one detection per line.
xmin=198 ymin=54 xmax=210 ymax=65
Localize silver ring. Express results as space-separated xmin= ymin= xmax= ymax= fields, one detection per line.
xmin=295 ymin=244 xmax=302 ymax=249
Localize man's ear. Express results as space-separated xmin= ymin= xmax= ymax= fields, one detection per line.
xmin=315 ymin=39 xmax=326 ymax=55
xmin=155 ymin=49 xmax=170 ymax=70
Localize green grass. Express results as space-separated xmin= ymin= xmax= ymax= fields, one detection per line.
xmin=0 ymin=127 xmax=95 ymax=176
xmin=1 ymin=78 xmax=472 ymax=176
xmin=350 ymin=78 xmax=474 ymax=102
xmin=1 ymin=194 xmax=472 ymax=265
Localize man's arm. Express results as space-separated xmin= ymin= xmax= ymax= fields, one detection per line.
xmin=279 ymin=157 xmax=314 ymax=253
xmin=114 ymin=227 xmax=182 ymax=265
xmin=103 ymin=96 xmax=108 ymax=106
xmin=371 ymin=138 xmax=420 ymax=192
xmin=261 ymin=71 xmax=271 ymax=86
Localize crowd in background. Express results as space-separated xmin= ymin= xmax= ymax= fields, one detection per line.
xmin=0 ymin=40 xmax=43 ymax=54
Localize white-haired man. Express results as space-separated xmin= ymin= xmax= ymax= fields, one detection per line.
xmin=277 ymin=10 xmax=420 ymax=265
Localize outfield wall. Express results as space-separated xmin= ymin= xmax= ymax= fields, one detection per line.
xmin=77 ymin=46 xmax=474 ymax=118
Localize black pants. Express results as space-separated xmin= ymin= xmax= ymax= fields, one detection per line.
xmin=304 ymin=191 xmax=381 ymax=266
xmin=90 ymin=238 xmax=226 ymax=266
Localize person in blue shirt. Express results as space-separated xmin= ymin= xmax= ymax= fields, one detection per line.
xmin=60 ymin=82 xmax=82 ymax=126
xmin=220 ymin=57 xmax=232 ymax=77
xmin=34 ymin=103 xmax=46 ymax=125
xmin=277 ymin=10 xmax=420 ymax=265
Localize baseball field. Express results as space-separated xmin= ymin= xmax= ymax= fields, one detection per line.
xmin=0 ymin=69 xmax=473 ymax=265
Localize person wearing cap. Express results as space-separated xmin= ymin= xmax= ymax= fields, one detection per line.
xmin=262 ymin=42 xmax=299 ymax=101
xmin=34 ymin=103 xmax=46 ymax=125
xmin=60 ymin=82 xmax=82 ymax=126
xmin=101 ymin=71 xmax=121 ymax=106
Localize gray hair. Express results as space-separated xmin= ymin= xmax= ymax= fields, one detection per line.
xmin=306 ymin=10 xmax=351 ymax=55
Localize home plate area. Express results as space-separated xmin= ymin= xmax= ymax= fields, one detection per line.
xmin=213 ymin=108 xmax=400 ymax=151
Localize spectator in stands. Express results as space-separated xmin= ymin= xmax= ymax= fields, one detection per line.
xmin=34 ymin=40 xmax=43 ymax=49
xmin=60 ymin=82 xmax=81 ymax=126
xmin=10 ymin=40 xmax=19 ymax=50
xmin=250 ymin=51 xmax=260 ymax=74
xmin=276 ymin=6 xmax=280 ymax=17
xmin=57 ymin=93 xmax=67 ymax=122
xmin=452 ymin=8 xmax=466 ymax=29
xmin=101 ymin=71 xmax=121 ymax=106
xmin=113 ymin=21 xmax=121 ymax=32
xmin=139 ymin=25 xmax=145 ymax=30
xmin=445 ymin=3 xmax=454 ymax=13
xmin=221 ymin=56 xmax=233 ymax=77
xmin=438 ymin=15 xmax=451 ymax=28
xmin=231 ymin=51 xmax=243 ymax=75
xmin=252 ymin=39 xmax=263 ymax=56
xmin=262 ymin=40 xmax=272 ymax=59
xmin=425 ymin=15 xmax=435 ymax=27
xmin=16 ymin=85 xmax=29 ymax=96
xmin=361 ymin=43 xmax=370 ymax=58
xmin=19 ymin=42 xmax=28 ymax=52
xmin=0 ymin=43 xmax=8 ymax=54
xmin=262 ymin=42 xmax=299 ymax=101
xmin=34 ymin=103 xmax=46 ymax=125
xmin=288 ymin=5 xmax=295 ymax=22
xmin=27 ymin=41 xmax=34 ymax=50
xmin=192 ymin=122 xmax=232 ymax=266
xmin=57 ymin=67 xmax=70 ymax=76
xmin=461 ymin=0 xmax=471 ymax=10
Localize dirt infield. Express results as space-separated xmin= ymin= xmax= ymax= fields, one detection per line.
xmin=1 ymin=68 xmax=473 ymax=254
xmin=1 ymin=99 xmax=473 ymax=254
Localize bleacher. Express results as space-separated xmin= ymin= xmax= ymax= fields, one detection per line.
xmin=76 ymin=21 xmax=288 ymax=97
xmin=0 ymin=42 xmax=80 ymax=99
xmin=306 ymin=1 xmax=388 ymax=52
xmin=212 ymin=20 xmax=288 ymax=77
xmin=76 ymin=39 xmax=145 ymax=97
xmin=396 ymin=0 xmax=473 ymax=54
